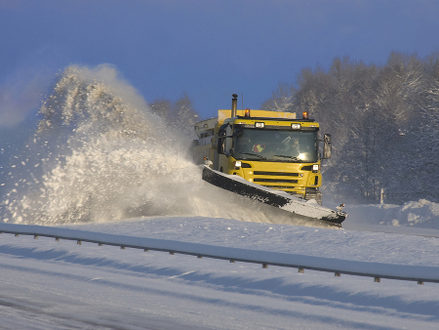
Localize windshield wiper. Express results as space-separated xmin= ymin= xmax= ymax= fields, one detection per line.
xmin=273 ymin=154 xmax=300 ymax=161
xmin=239 ymin=152 xmax=267 ymax=160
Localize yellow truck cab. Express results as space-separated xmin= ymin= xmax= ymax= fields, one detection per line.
xmin=193 ymin=94 xmax=332 ymax=204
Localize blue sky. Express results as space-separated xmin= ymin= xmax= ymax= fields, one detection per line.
xmin=1 ymin=0 xmax=439 ymax=125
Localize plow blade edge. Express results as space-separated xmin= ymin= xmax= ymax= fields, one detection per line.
xmin=202 ymin=166 xmax=346 ymax=226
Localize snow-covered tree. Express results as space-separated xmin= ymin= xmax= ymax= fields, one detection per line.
xmin=173 ymin=93 xmax=199 ymax=137
xmin=150 ymin=99 xmax=172 ymax=121
xmin=261 ymin=83 xmax=296 ymax=112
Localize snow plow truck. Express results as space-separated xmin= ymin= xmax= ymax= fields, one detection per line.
xmin=192 ymin=94 xmax=346 ymax=227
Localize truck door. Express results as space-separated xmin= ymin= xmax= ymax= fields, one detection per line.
xmin=217 ymin=123 xmax=233 ymax=172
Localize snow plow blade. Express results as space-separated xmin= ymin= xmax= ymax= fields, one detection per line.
xmin=202 ymin=166 xmax=346 ymax=227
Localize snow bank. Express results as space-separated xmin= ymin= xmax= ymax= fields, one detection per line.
xmin=344 ymin=199 xmax=439 ymax=230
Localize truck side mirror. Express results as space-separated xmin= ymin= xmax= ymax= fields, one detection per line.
xmin=323 ymin=134 xmax=332 ymax=159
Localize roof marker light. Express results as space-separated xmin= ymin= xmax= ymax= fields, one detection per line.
xmin=302 ymin=111 xmax=309 ymax=119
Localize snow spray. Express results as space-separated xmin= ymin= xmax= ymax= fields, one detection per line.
xmin=1 ymin=65 xmax=301 ymax=225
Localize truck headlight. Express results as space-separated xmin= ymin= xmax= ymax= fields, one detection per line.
xmin=291 ymin=123 xmax=301 ymax=130
xmin=312 ymin=164 xmax=319 ymax=172
xmin=235 ymin=160 xmax=242 ymax=168
xmin=255 ymin=122 xmax=265 ymax=128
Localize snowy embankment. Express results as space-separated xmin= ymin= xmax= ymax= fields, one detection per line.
xmin=1 ymin=201 xmax=439 ymax=329
xmin=343 ymin=199 xmax=439 ymax=236
xmin=1 ymin=220 xmax=438 ymax=283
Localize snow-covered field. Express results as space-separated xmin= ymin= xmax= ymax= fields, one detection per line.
xmin=1 ymin=202 xmax=439 ymax=330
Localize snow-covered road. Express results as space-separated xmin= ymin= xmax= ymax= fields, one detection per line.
xmin=1 ymin=212 xmax=439 ymax=329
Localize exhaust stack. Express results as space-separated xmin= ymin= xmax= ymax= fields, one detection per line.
xmin=231 ymin=93 xmax=238 ymax=118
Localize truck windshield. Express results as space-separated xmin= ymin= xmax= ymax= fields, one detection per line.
xmin=233 ymin=128 xmax=318 ymax=162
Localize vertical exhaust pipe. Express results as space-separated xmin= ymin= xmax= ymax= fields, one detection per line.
xmin=231 ymin=93 xmax=238 ymax=118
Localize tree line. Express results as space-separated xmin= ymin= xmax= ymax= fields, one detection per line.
xmin=151 ymin=52 xmax=439 ymax=204
xmin=150 ymin=93 xmax=199 ymax=138
xmin=262 ymin=52 xmax=439 ymax=204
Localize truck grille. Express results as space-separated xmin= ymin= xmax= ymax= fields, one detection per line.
xmin=252 ymin=171 xmax=299 ymax=191
xmin=254 ymin=178 xmax=298 ymax=183
xmin=253 ymin=171 xmax=298 ymax=176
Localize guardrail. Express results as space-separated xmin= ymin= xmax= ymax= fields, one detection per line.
xmin=1 ymin=223 xmax=438 ymax=285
